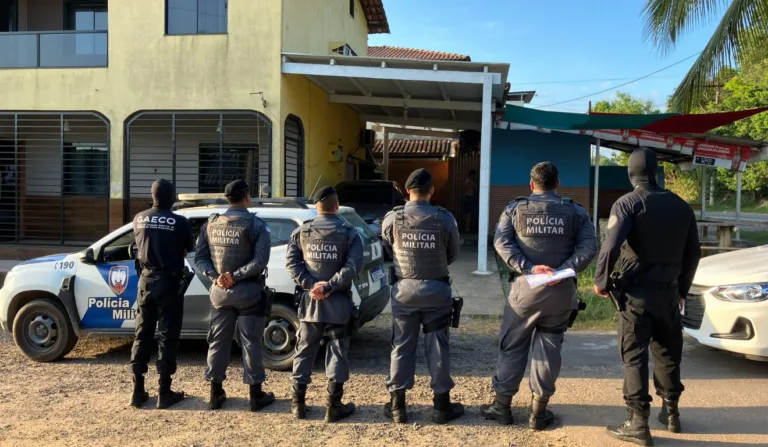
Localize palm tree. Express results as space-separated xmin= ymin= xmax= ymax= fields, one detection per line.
xmin=643 ymin=0 xmax=768 ymax=112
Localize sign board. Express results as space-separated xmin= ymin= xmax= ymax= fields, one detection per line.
xmin=693 ymin=143 xmax=750 ymax=172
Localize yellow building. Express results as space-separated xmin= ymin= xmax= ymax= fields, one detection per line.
xmin=0 ymin=0 xmax=389 ymax=253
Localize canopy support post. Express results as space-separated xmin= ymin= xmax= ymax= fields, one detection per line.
xmin=474 ymin=75 xmax=494 ymax=276
xmin=736 ymin=170 xmax=742 ymax=240
xmin=701 ymin=167 xmax=707 ymax=220
xmin=382 ymin=129 xmax=390 ymax=180
xmin=593 ymin=139 xmax=601 ymax=239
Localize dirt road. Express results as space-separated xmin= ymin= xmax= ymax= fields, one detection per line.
xmin=1 ymin=315 xmax=766 ymax=446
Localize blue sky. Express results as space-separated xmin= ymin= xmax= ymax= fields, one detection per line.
xmin=369 ymin=0 xmax=724 ymax=113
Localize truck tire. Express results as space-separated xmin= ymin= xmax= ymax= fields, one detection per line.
xmin=262 ymin=303 xmax=299 ymax=371
xmin=12 ymin=298 xmax=78 ymax=362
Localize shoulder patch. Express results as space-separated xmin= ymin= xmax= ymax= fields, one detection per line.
xmin=208 ymin=213 xmax=220 ymax=223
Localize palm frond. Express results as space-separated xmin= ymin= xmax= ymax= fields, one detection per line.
xmin=668 ymin=0 xmax=768 ymax=112
xmin=643 ymin=0 xmax=729 ymax=54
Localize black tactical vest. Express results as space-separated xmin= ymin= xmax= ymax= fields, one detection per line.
xmin=206 ymin=213 xmax=255 ymax=275
xmin=392 ymin=207 xmax=449 ymax=280
xmin=514 ymin=197 xmax=577 ymax=268
xmin=299 ymin=220 xmax=349 ymax=286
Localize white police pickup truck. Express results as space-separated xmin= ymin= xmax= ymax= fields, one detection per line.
xmin=0 ymin=197 xmax=390 ymax=371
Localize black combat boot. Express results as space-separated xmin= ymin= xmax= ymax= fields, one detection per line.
xmin=383 ymin=390 xmax=407 ymax=424
xmin=129 ymin=374 xmax=149 ymax=408
xmin=529 ymin=394 xmax=556 ymax=430
xmin=432 ymin=392 xmax=465 ymax=424
xmin=607 ymin=408 xmax=654 ymax=446
xmin=249 ymin=383 xmax=275 ymax=412
xmin=325 ymin=381 xmax=355 ymax=423
xmin=658 ymin=398 xmax=681 ymax=433
xmin=480 ymin=393 xmax=514 ymax=425
xmin=209 ymin=381 xmax=226 ymax=410
xmin=156 ymin=375 xmax=185 ymax=409
xmin=291 ymin=383 xmax=308 ymax=419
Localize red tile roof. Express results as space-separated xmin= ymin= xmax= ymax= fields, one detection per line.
xmin=361 ymin=0 xmax=390 ymax=34
xmin=367 ymin=45 xmax=471 ymax=61
xmin=372 ymin=139 xmax=454 ymax=157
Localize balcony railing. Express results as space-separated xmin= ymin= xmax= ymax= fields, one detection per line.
xmin=0 ymin=30 xmax=108 ymax=69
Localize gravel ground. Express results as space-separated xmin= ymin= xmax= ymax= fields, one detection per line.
xmin=0 ymin=315 xmax=560 ymax=447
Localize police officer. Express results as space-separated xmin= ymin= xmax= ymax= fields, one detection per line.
xmin=194 ymin=179 xmax=275 ymax=412
xmin=130 ymin=179 xmax=195 ymax=409
xmin=286 ymin=186 xmax=363 ymax=423
xmin=594 ymin=148 xmax=700 ymax=446
xmin=482 ymin=162 xmax=597 ymax=429
xmin=382 ymin=168 xmax=463 ymax=425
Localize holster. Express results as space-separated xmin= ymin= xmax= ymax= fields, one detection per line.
xmin=347 ymin=305 xmax=362 ymax=337
xmin=609 ymin=271 xmax=626 ymax=312
xmin=567 ymin=298 xmax=587 ymax=328
xmin=261 ymin=286 xmax=275 ymax=317
xmin=451 ymin=296 xmax=463 ymax=329
xmin=178 ymin=267 xmax=195 ymax=297
xmin=388 ymin=265 xmax=396 ymax=286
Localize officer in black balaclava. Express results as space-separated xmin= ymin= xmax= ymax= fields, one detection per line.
xmin=195 ymin=179 xmax=275 ymax=412
xmin=382 ymin=168 xmax=463 ymax=425
xmin=130 ymin=179 xmax=194 ymax=409
xmin=285 ymin=186 xmax=363 ymax=423
xmin=595 ymin=148 xmax=700 ymax=446
xmin=482 ymin=162 xmax=597 ymax=430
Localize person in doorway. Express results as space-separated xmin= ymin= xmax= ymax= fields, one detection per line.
xmin=194 ymin=180 xmax=275 ymax=412
xmin=382 ymin=168 xmax=464 ymax=425
xmin=285 ymin=186 xmax=363 ymax=423
xmin=462 ymin=170 xmax=478 ymax=233
xmin=594 ymin=148 xmax=700 ymax=446
xmin=130 ymin=179 xmax=195 ymax=409
xmin=482 ymin=162 xmax=597 ymax=429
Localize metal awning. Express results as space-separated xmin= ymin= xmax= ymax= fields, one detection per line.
xmin=281 ymin=52 xmax=510 ymax=274
xmin=282 ymin=53 xmax=509 ymax=131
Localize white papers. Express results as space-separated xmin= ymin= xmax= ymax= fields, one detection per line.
xmin=525 ymin=268 xmax=576 ymax=288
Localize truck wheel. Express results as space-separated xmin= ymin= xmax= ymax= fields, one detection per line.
xmin=262 ymin=303 xmax=299 ymax=371
xmin=13 ymin=298 xmax=78 ymax=362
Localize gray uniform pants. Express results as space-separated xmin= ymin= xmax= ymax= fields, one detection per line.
xmin=205 ymin=307 xmax=266 ymax=385
xmin=492 ymin=305 xmax=571 ymax=398
xmin=292 ymin=322 xmax=350 ymax=385
xmin=386 ymin=303 xmax=455 ymax=394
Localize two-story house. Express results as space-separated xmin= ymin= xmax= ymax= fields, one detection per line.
xmin=0 ymin=0 xmax=388 ymax=255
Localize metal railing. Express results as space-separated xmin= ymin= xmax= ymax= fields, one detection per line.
xmin=0 ymin=30 xmax=108 ymax=69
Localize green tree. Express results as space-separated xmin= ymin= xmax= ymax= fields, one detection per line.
xmin=643 ymin=0 xmax=768 ymax=112
xmin=593 ymin=92 xmax=662 ymax=165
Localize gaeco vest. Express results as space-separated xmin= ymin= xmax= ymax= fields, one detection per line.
xmin=392 ymin=208 xmax=449 ymax=280
xmin=299 ymin=220 xmax=349 ymax=287
xmin=207 ymin=213 xmax=254 ymax=275
xmin=514 ymin=197 xmax=577 ymax=268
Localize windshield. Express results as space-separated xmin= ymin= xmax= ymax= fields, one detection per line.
xmin=336 ymin=184 xmax=394 ymax=205
xmin=339 ymin=209 xmax=378 ymax=243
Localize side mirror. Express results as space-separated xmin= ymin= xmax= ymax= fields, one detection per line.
xmin=80 ymin=248 xmax=96 ymax=265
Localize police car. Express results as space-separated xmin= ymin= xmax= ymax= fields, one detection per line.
xmin=683 ymin=244 xmax=768 ymax=361
xmin=0 ymin=197 xmax=390 ymax=371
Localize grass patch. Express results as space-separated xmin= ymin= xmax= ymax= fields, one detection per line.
xmin=495 ymin=256 xmax=616 ymax=331
xmin=694 ymin=199 xmax=768 ymax=214
xmin=741 ymin=229 xmax=768 ymax=245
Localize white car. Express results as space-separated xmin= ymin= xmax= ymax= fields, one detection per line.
xmin=683 ymin=245 xmax=768 ymax=361
xmin=0 ymin=197 xmax=390 ymax=371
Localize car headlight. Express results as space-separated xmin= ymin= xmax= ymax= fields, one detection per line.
xmin=711 ymin=283 xmax=768 ymax=302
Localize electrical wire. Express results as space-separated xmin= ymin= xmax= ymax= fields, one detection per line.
xmin=530 ymin=52 xmax=701 ymax=109
xmin=513 ymin=75 xmax=681 ymax=85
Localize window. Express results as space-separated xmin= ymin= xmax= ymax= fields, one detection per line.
xmin=101 ymin=230 xmax=135 ymax=263
xmin=332 ymin=43 xmax=357 ymax=57
xmin=284 ymin=115 xmax=305 ymax=197
xmin=166 ymin=0 xmax=227 ymax=35
xmin=63 ymin=143 xmax=109 ymax=196
xmin=198 ymin=143 xmax=264 ymax=195
xmin=349 ymin=0 xmax=355 ymax=18
xmin=66 ymin=2 xmax=108 ymax=55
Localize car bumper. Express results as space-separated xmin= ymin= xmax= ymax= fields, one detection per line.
xmin=683 ymin=291 xmax=768 ymax=358
xmin=359 ymin=284 xmax=390 ymax=325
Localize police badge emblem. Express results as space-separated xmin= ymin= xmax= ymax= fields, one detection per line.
xmin=108 ymin=265 xmax=129 ymax=296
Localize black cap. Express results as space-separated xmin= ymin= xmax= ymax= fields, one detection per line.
xmin=151 ymin=179 xmax=175 ymax=210
xmin=224 ymin=179 xmax=250 ymax=198
xmin=313 ymin=186 xmax=337 ymax=203
xmin=405 ymin=168 xmax=433 ymax=190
